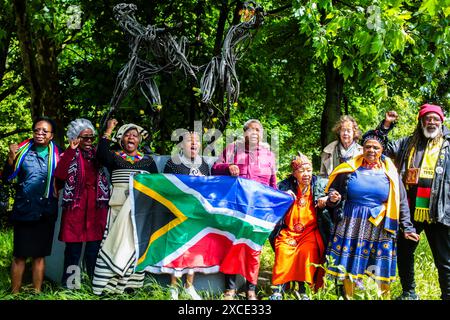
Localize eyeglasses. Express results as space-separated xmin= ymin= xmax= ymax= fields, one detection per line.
xmin=33 ymin=128 xmax=52 ymax=134
xmin=79 ymin=135 xmax=95 ymax=141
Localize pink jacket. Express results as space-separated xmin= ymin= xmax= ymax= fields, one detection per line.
xmin=212 ymin=141 xmax=277 ymax=188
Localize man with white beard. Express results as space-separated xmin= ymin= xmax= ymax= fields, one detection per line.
xmin=379 ymin=104 xmax=450 ymax=300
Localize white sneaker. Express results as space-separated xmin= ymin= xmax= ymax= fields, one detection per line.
xmin=185 ymin=286 xmax=202 ymax=300
xmin=170 ymin=287 xmax=179 ymax=300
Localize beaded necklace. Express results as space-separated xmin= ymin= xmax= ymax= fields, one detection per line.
xmin=361 ymin=158 xmax=382 ymax=170
xmin=116 ymin=150 xmax=144 ymax=164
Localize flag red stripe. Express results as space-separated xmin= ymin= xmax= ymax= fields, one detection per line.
xmin=219 ymin=243 xmax=261 ymax=285
xmin=164 ymin=233 xmax=261 ymax=284
xmin=165 ymin=233 xmax=233 ymax=268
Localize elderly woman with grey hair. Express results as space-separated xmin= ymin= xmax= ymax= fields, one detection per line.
xmin=54 ymin=118 xmax=110 ymax=287
xmin=320 ymin=115 xmax=363 ymax=177
xmin=212 ymin=119 xmax=277 ymax=300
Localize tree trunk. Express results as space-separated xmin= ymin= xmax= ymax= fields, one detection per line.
xmin=231 ymin=1 xmax=244 ymax=26
xmin=13 ymin=0 xmax=64 ymax=145
xmin=34 ymin=36 xmax=64 ymax=139
xmin=0 ymin=31 xmax=12 ymax=88
xmin=321 ymin=61 xmax=344 ymax=148
xmin=213 ymin=1 xmax=229 ymax=56
xmin=190 ymin=0 xmax=205 ymax=124
xmin=0 ymin=1 xmax=14 ymax=87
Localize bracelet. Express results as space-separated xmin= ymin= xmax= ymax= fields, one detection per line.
xmin=102 ymin=133 xmax=111 ymax=139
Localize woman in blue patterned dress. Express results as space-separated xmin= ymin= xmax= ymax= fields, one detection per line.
xmin=325 ymin=130 xmax=420 ymax=299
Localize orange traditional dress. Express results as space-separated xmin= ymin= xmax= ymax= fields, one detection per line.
xmin=272 ymin=186 xmax=325 ymax=288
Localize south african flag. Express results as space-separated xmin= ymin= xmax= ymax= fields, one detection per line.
xmin=131 ymin=174 xmax=293 ymax=284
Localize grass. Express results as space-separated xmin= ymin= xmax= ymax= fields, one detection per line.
xmin=0 ymin=227 xmax=441 ymax=300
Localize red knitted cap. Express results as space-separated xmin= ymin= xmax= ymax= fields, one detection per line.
xmin=418 ymin=104 xmax=445 ymax=121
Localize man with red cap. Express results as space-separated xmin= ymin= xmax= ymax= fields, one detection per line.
xmin=379 ymin=103 xmax=450 ymax=300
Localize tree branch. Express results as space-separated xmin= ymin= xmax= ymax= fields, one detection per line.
xmin=266 ymin=4 xmax=292 ymax=15
xmin=0 ymin=128 xmax=29 ymax=140
xmin=334 ymin=0 xmax=358 ymax=11
xmin=0 ymin=81 xmax=25 ymax=103
xmin=213 ymin=1 xmax=229 ymax=56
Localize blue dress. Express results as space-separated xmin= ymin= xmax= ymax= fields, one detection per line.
xmin=326 ymin=167 xmax=397 ymax=284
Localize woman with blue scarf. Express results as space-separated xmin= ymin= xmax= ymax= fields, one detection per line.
xmin=2 ymin=117 xmax=60 ymax=294
xmin=325 ymin=129 xmax=420 ymax=299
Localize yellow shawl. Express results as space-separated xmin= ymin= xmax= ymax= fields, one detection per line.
xmin=325 ymin=154 xmax=400 ymax=234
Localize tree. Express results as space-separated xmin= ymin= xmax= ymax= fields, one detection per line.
xmin=12 ymin=0 xmax=65 ymax=142
xmin=292 ymin=0 xmax=449 ymax=147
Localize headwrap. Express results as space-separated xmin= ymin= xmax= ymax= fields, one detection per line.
xmin=112 ymin=123 xmax=149 ymax=149
xmin=8 ymin=138 xmax=60 ymax=198
xmin=361 ymin=129 xmax=388 ymax=150
xmin=291 ymin=152 xmax=312 ymax=171
xmin=66 ymin=118 xmax=96 ymax=140
xmin=62 ymin=147 xmax=110 ymax=209
xmin=418 ymin=104 xmax=445 ymax=122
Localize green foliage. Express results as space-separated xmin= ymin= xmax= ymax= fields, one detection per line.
xmin=1 ymin=0 xmax=449 ymax=163
xmin=291 ymin=0 xmax=449 ymax=119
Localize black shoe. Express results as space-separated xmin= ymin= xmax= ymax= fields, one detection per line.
xmin=395 ymin=292 xmax=420 ymax=300
xmin=335 ymin=284 xmax=344 ymax=297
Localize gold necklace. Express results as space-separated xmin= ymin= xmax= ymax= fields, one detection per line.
xmin=297 ymin=186 xmax=309 ymax=207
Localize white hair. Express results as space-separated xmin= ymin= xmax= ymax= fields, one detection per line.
xmin=66 ymin=118 xmax=96 ymax=140
xmin=243 ymin=119 xmax=263 ymax=132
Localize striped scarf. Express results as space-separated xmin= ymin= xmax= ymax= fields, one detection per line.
xmin=8 ymin=138 xmax=59 ymax=198
xmin=413 ymin=137 xmax=443 ymax=222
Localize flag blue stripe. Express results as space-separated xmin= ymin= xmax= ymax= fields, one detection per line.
xmin=172 ymin=174 xmax=293 ymax=224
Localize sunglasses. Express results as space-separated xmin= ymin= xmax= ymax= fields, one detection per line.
xmin=79 ymin=135 xmax=96 ymax=141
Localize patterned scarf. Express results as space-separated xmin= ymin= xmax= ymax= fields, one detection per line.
xmin=115 ymin=150 xmax=144 ymax=163
xmin=412 ymin=137 xmax=443 ymax=222
xmin=333 ymin=142 xmax=358 ymax=168
xmin=8 ymin=138 xmax=59 ymax=198
xmin=62 ymin=147 xmax=110 ymax=208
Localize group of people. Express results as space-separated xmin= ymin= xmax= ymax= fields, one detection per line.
xmin=2 ymin=103 xmax=450 ymax=301
xmin=268 ymin=104 xmax=448 ymax=301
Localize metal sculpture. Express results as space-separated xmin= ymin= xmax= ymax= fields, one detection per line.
xmin=101 ymin=1 xmax=265 ymax=131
